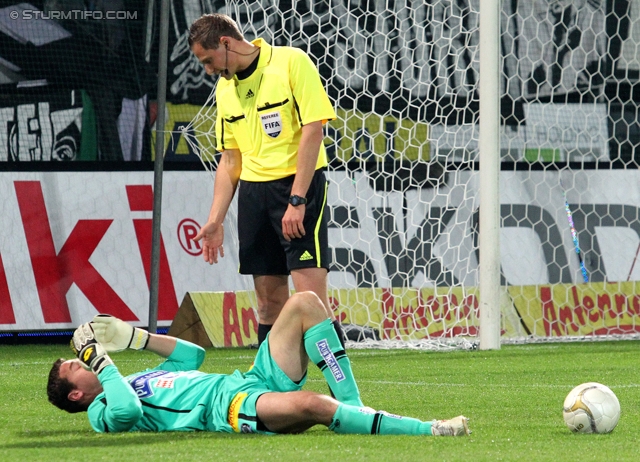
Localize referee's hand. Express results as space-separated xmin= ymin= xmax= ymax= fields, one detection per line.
xmin=193 ymin=222 xmax=225 ymax=264
xmin=282 ymin=205 xmax=306 ymax=241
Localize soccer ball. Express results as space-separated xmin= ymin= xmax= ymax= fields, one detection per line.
xmin=563 ymin=382 xmax=620 ymax=434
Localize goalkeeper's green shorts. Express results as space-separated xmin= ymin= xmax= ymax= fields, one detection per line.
xmin=228 ymin=333 xmax=307 ymax=434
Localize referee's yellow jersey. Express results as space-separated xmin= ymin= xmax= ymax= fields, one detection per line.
xmin=215 ymin=39 xmax=336 ymax=182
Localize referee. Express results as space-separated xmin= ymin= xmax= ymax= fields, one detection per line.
xmin=189 ymin=14 xmax=343 ymax=347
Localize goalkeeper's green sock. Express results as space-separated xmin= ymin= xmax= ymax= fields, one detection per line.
xmin=304 ymin=319 xmax=363 ymax=406
xmin=329 ymin=403 xmax=433 ymax=435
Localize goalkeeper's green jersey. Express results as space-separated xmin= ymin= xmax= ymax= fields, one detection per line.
xmin=87 ymin=339 xmax=271 ymax=433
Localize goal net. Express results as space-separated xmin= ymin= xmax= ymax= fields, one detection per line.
xmin=177 ymin=0 xmax=640 ymax=349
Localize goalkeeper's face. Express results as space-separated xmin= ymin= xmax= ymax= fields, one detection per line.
xmin=59 ymin=359 xmax=101 ymax=392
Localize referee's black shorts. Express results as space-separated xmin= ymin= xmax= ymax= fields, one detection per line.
xmin=237 ymin=168 xmax=330 ymax=275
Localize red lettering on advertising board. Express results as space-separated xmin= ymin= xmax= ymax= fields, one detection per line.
xmin=570 ymin=286 xmax=587 ymax=327
xmin=242 ymin=306 xmax=258 ymax=339
xmin=540 ymin=285 xmax=640 ymax=336
xmin=614 ymin=294 xmax=626 ymax=316
xmin=583 ymin=293 xmax=596 ymax=321
xmin=178 ymin=219 xmax=202 ymax=255
xmin=126 ymin=185 xmax=179 ymax=321
xmin=597 ymin=293 xmax=615 ymax=320
xmin=223 ymin=291 xmax=242 ymax=346
xmin=558 ymin=305 xmax=578 ymax=333
xmin=632 ymin=295 xmax=640 ymax=316
xmin=444 ymin=295 xmax=457 ymax=321
xmin=591 ymin=293 xmax=608 ymax=322
xmin=462 ymin=295 xmax=478 ymax=319
xmin=414 ymin=292 xmax=429 ymax=329
xmin=15 ymin=181 xmax=137 ymax=322
xmin=0 ymin=254 xmax=16 ymax=324
xmin=381 ymin=289 xmax=396 ymax=340
xmin=541 ymin=286 xmax=562 ymax=336
xmin=380 ymin=290 xmax=479 ymax=340
xmin=222 ymin=292 xmax=258 ymax=347
xmin=428 ymin=295 xmax=441 ymax=321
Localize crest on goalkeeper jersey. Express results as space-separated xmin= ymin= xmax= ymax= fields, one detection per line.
xmin=260 ymin=111 xmax=282 ymax=138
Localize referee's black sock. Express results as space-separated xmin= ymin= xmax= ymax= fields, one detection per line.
xmin=258 ymin=323 xmax=272 ymax=346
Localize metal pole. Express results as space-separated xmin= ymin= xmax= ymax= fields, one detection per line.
xmin=479 ymin=0 xmax=501 ymax=350
xmin=148 ymin=0 xmax=170 ymax=333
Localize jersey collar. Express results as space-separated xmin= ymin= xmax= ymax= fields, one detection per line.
xmin=251 ymin=38 xmax=272 ymax=70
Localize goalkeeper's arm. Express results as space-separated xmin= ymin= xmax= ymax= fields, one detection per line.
xmin=150 ymin=334 xmax=206 ymax=372
xmin=92 ymin=314 xmax=205 ymax=370
xmin=70 ymin=323 xmax=143 ymax=432
xmin=90 ymin=315 xmax=150 ymax=352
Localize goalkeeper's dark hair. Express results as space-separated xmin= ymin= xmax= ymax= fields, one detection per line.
xmin=47 ymin=359 xmax=89 ymax=414
xmin=188 ymin=13 xmax=244 ymax=50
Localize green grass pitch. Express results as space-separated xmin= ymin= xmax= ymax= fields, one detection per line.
xmin=1 ymin=340 xmax=638 ymax=461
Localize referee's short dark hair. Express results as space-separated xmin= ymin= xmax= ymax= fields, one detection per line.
xmin=47 ymin=359 xmax=89 ymax=414
xmin=189 ymin=13 xmax=244 ymax=50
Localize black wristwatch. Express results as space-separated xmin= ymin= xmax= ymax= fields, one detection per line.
xmin=289 ymin=195 xmax=308 ymax=206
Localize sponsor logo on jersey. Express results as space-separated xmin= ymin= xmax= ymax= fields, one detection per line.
xmin=316 ymin=339 xmax=345 ymax=382
xmin=228 ymin=392 xmax=248 ymax=432
xmin=155 ymin=378 xmax=175 ymax=389
xmin=260 ymin=111 xmax=282 ymax=138
xmin=128 ymin=370 xmax=176 ymax=398
xmin=246 ymin=89 xmax=255 ymax=99
xmin=299 ymin=250 xmax=313 ymax=261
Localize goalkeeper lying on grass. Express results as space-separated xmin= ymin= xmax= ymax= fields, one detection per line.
xmin=47 ymin=291 xmax=470 ymax=436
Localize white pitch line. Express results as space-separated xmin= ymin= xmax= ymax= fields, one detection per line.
xmin=304 ymin=378 xmax=640 ymax=389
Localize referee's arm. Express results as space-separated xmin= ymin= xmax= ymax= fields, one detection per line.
xmin=283 ymin=121 xmax=324 ymax=241
xmin=194 ymin=148 xmax=242 ymax=264
xmin=290 ymin=121 xmax=324 ymax=199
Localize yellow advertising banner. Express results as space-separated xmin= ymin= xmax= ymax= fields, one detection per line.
xmin=169 ymin=283 xmax=640 ymax=348
xmin=329 ymin=108 xmax=431 ymax=162
xmin=329 ymin=287 xmax=481 ymax=340
xmin=171 ymin=288 xmax=484 ymax=347
xmin=508 ymin=282 xmax=640 ymax=337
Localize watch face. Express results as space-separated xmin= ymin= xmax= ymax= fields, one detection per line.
xmin=289 ymin=195 xmax=306 ymax=206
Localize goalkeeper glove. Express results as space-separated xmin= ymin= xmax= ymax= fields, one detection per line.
xmin=70 ymin=323 xmax=114 ymax=375
xmin=91 ymin=314 xmax=150 ymax=352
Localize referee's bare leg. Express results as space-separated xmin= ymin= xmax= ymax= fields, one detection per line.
xmin=291 ymin=267 xmax=346 ymax=348
xmin=254 ymin=268 xmax=343 ymax=345
xmin=253 ymin=274 xmax=289 ymax=345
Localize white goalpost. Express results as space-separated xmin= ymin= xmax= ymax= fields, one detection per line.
xmin=478 ymin=0 xmax=501 ymax=350
xmin=175 ymin=0 xmax=640 ymax=350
